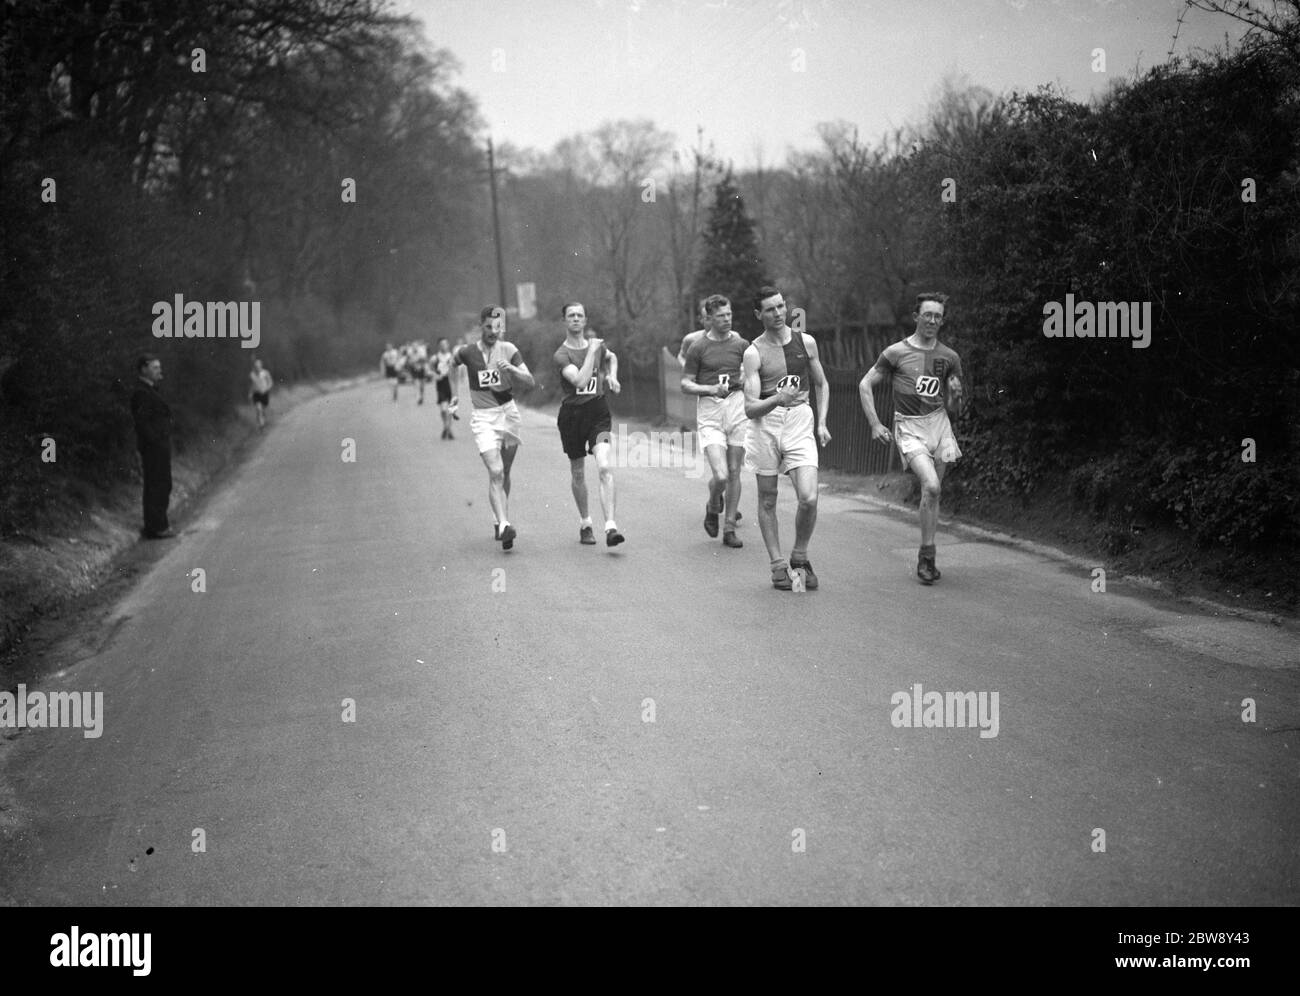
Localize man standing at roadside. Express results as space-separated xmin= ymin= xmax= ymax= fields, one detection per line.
xmin=858 ymin=292 xmax=964 ymax=585
xmin=131 ymin=354 xmax=174 ymax=539
xmin=741 ymin=286 xmax=831 ymax=589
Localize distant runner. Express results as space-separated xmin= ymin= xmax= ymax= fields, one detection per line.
xmin=248 ymin=358 xmax=273 ymax=430
xmin=432 ymin=337 xmax=456 ymax=439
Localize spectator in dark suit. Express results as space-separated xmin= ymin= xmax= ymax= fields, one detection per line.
xmin=130 ymin=354 xmax=174 ymax=539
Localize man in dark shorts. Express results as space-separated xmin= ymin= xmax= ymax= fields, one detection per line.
xmin=553 ymin=301 xmax=624 ymax=546
xmin=741 ymin=285 xmax=831 ymax=590
xmin=432 ymin=337 xmax=456 ymax=439
xmin=451 ymin=307 xmax=535 ymax=551
xmin=859 ymin=292 xmax=964 ymax=584
xmin=248 ymin=358 xmax=273 ymax=430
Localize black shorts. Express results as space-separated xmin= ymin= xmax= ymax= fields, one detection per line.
xmin=252 ymin=391 xmax=270 ymax=407
xmin=436 ymin=377 xmax=452 ymax=404
xmin=385 ymin=365 xmax=397 ymax=379
xmin=558 ymin=396 xmax=612 ymax=460
xmin=411 ymin=365 xmax=428 ymax=382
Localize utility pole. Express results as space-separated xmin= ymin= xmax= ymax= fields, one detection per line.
xmin=485 ymin=137 xmax=509 ymax=310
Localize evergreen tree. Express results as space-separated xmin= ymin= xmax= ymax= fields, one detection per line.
xmin=694 ymin=170 xmax=769 ymax=339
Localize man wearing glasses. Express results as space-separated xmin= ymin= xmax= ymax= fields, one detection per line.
xmin=858 ymin=293 xmax=965 ymax=585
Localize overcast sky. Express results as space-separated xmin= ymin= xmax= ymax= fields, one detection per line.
xmin=400 ymin=0 xmax=1251 ymax=167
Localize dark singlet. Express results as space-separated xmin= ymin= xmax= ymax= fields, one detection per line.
xmin=553 ymin=341 xmax=608 ymax=406
xmin=752 ymin=330 xmax=812 ymax=407
xmin=456 ymin=341 xmax=520 ymax=409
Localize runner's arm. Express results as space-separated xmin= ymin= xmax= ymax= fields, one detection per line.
xmin=742 ymin=345 xmax=778 ymax=419
xmin=560 ymin=343 xmax=602 ymax=388
xmin=676 ymin=331 xmax=700 ymax=367
xmin=502 ymin=353 xmax=536 ymax=390
xmin=858 ymin=367 xmax=885 ymax=428
xmin=805 ymin=334 xmax=831 ymax=444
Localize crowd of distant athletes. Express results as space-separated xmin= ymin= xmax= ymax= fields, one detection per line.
xmin=382 ymin=287 xmax=964 ymax=589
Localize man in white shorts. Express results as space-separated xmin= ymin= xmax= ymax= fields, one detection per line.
xmin=742 ymin=285 xmax=831 ymax=590
xmin=858 ymin=291 xmax=964 ymax=584
xmin=451 ymin=306 xmax=535 ymax=551
xmin=681 ymin=294 xmax=748 ymax=547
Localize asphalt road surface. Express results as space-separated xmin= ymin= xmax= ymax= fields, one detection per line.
xmin=2 ymin=383 xmax=1297 ymax=905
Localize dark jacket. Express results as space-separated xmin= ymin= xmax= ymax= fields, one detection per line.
xmin=130 ymin=379 xmax=171 ymax=450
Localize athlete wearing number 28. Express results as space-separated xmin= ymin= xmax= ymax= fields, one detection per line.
xmin=452 ymin=306 xmax=535 ymax=551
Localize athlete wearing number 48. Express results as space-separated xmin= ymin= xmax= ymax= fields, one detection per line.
xmin=742 ymin=285 xmax=831 ymax=590
xmin=859 ymin=292 xmax=964 ymax=584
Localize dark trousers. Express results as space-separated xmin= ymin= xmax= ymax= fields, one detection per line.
xmin=139 ymin=444 xmax=172 ymax=534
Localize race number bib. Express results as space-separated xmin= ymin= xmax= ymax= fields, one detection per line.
xmin=576 ymin=376 xmax=598 ymax=396
xmin=914 ymin=375 xmax=941 ymax=398
xmin=717 ymin=373 xmax=730 ymax=389
xmin=478 ymin=368 xmax=503 ymax=388
xmin=776 ymin=374 xmax=800 ymax=391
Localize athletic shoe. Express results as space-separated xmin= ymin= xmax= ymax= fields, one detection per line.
xmin=736 ymin=511 xmax=743 ymax=522
xmin=579 ymin=526 xmax=596 ymax=545
xmin=790 ymin=558 xmax=818 ymax=590
xmin=500 ymin=524 xmax=516 ymax=551
xmin=703 ymin=501 xmax=719 ymax=538
xmin=722 ymin=530 xmax=743 ymax=548
xmin=917 ymin=555 xmax=939 ymax=585
xmin=771 ymin=564 xmax=793 ymax=590
xmin=606 ymin=527 xmax=625 ymax=547
xmin=418 ymin=397 xmax=424 ymax=405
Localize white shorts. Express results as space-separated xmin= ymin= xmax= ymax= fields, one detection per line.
xmin=745 ymin=403 xmax=818 ymax=476
xmin=894 ymin=408 xmax=961 ymax=465
xmin=696 ymin=391 xmax=747 ymax=449
xmin=470 ymin=401 xmax=522 ymax=454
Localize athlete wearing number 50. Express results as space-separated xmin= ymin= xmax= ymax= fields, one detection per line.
xmin=452 ymin=306 xmax=535 ymax=551
xmin=682 ymin=294 xmax=747 ymax=548
xmin=554 ymin=301 xmax=624 ymax=547
xmin=858 ymin=292 xmax=964 ymax=584
xmin=742 ymin=285 xmax=831 ymax=590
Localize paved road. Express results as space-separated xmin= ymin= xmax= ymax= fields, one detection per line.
xmin=1 ymin=383 xmax=1297 ymax=905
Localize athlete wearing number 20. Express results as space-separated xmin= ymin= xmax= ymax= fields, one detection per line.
xmin=554 ymin=302 xmax=625 ymax=547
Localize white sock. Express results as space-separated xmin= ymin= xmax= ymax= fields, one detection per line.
xmin=579 ymin=516 xmax=592 ymax=527
xmin=605 ymin=520 xmax=618 ymax=532
xmin=499 ymin=519 xmax=509 ymax=529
